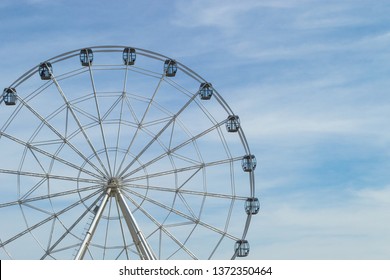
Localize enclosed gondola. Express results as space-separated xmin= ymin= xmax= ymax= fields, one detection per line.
xmin=199 ymin=82 xmax=213 ymax=100
xmin=234 ymin=240 xmax=250 ymax=257
xmin=3 ymin=88 xmax=17 ymax=106
xmin=39 ymin=62 xmax=53 ymax=80
xmin=80 ymin=48 xmax=93 ymax=66
xmin=245 ymin=197 xmax=260 ymax=215
xmin=241 ymin=154 xmax=257 ymax=172
xmin=226 ymin=115 xmax=240 ymax=132
xmin=164 ymin=59 xmax=177 ymax=77
xmin=123 ymin=47 xmax=136 ymax=65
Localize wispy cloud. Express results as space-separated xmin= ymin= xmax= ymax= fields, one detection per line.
xmin=248 ymin=183 xmax=390 ymax=259
xmin=170 ymin=0 xmax=390 ymax=260
xmin=172 ymin=0 xmax=305 ymax=29
xmin=2 ymin=0 xmax=390 ymax=260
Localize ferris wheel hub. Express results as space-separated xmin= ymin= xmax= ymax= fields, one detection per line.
xmin=106 ymin=177 xmax=122 ymax=194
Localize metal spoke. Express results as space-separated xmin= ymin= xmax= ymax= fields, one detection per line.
xmin=40 ymin=191 xmax=104 ymax=259
xmin=117 ymin=85 xmax=199 ymax=179
xmin=50 ymin=73 xmax=110 ymax=177
xmin=122 ymin=183 xmax=246 ymax=201
xmin=0 ymin=189 xmax=102 ymax=249
xmin=121 ymin=187 xmax=238 ymax=241
xmin=121 ymin=119 xmax=226 ymax=180
xmin=18 ymin=177 xmax=47 ymax=201
xmin=0 ymin=168 xmax=101 ymax=184
xmin=0 ymin=184 xmax=102 ymax=209
xmin=112 ymin=94 xmax=125 ymax=176
xmin=120 ymin=190 xmax=197 ymax=259
xmin=21 ymin=201 xmax=53 ymax=216
xmin=123 ymin=157 xmax=241 ymax=183
xmin=0 ymin=130 xmax=103 ymax=181
xmin=15 ymin=96 xmax=106 ymax=178
xmin=87 ymin=66 xmax=113 ymax=177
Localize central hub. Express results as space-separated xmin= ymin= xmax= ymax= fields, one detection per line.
xmin=106 ymin=177 xmax=122 ymax=195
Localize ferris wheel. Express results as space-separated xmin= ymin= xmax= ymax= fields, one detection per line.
xmin=0 ymin=46 xmax=259 ymax=260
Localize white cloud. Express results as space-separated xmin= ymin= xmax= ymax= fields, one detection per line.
xmin=172 ymin=0 xmax=308 ymax=32
xmin=354 ymin=185 xmax=390 ymax=204
xmin=172 ymin=0 xmax=390 ymax=68
xmin=293 ymin=2 xmax=372 ymax=30
xmin=247 ymin=185 xmax=390 ymax=259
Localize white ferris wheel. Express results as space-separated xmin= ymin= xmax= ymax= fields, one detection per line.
xmin=0 ymin=46 xmax=259 ymax=260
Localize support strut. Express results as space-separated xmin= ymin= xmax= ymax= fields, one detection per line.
xmin=74 ymin=188 xmax=111 ymax=260
xmin=115 ymin=189 xmax=156 ymax=260
xmin=74 ymin=185 xmax=156 ymax=260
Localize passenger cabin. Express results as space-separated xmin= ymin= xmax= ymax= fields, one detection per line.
xmin=39 ymin=62 xmax=53 ymax=80
xmin=164 ymin=59 xmax=177 ymax=77
xmin=226 ymin=115 xmax=240 ymax=132
xmin=80 ymin=48 xmax=93 ymax=66
xmin=123 ymin=47 xmax=136 ymax=65
xmin=245 ymin=197 xmax=260 ymax=215
xmin=234 ymin=240 xmax=250 ymax=257
xmin=199 ymin=82 xmax=213 ymax=100
xmin=3 ymin=88 xmax=17 ymax=106
xmin=241 ymin=154 xmax=257 ymax=172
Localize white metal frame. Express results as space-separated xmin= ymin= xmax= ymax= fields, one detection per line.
xmin=0 ymin=46 xmax=257 ymax=260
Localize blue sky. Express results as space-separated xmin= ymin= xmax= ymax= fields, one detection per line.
xmin=1 ymin=0 xmax=390 ymax=259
